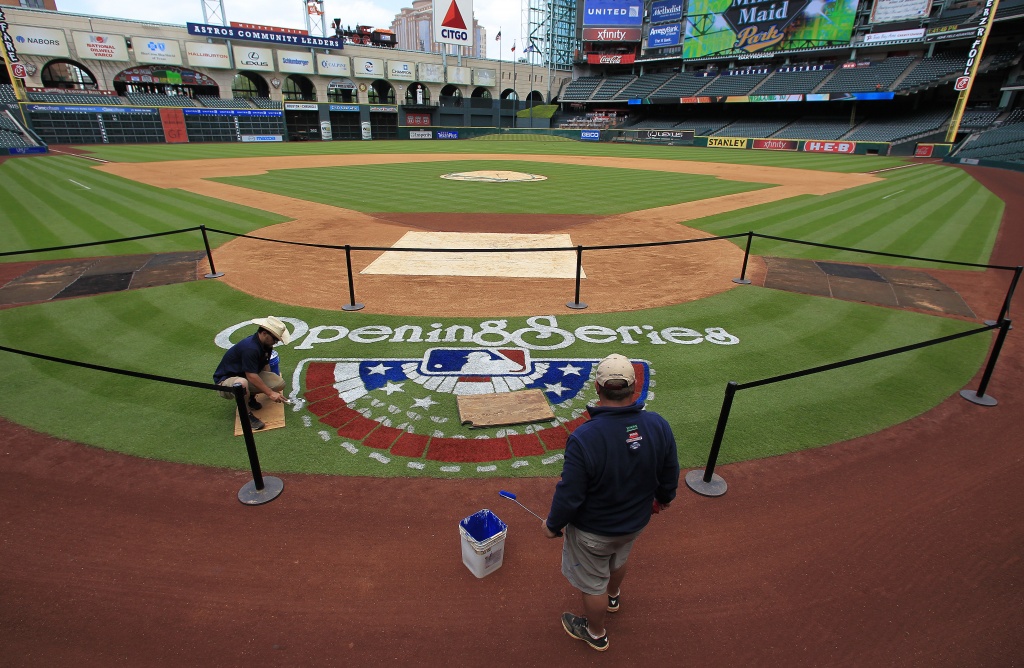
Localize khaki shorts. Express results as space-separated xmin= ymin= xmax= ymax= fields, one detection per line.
xmin=561 ymin=525 xmax=643 ymax=596
xmin=217 ymin=370 xmax=285 ymax=400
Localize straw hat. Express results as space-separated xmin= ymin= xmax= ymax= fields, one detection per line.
xmin=253 ymin=316 xmax=291 ymax=344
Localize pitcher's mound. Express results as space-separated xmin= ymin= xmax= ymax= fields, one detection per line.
xmin=440 ymin=171 xmax=547 ymax=182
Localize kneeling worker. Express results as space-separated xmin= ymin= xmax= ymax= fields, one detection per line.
xmin=214 ymin=316 xmax=290 ymax=430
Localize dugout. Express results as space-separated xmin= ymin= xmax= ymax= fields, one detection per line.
xmin=369 ymin=106 xmax=399 ymax=139
xmin=284 ymin=103 xmax=320 ymax=141
xmin=329 ymin=105 xmax=362 ymax=140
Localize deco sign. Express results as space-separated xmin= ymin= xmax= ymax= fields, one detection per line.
xmin=724 ymin=0 xmax=811 ymax=52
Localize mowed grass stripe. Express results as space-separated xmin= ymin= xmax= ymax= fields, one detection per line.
xmin=0 ymin=156 xmax=289 ymax=262
xmin=690 ymin=164 xmax=1001 ymax=268
xmin=212 ymin=160 xmax=771 ymax=215
xmin=77 ymin=140 xmax=907 ymax=173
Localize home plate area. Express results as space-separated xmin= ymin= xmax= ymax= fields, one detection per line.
xmin=294 ymin=348 xmax=651 ymax=464
xmin=360 ymin=232 xmax=586 ymax=279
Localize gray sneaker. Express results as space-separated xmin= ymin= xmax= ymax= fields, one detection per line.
xmin=560 ymin=612 xmax=609 ymax=651
xmin=248 ymin=412 xmax=265 ymax=431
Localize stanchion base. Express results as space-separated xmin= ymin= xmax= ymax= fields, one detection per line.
xmin=685 ymin=469 xmax=728 ymax=497
xmin=959 ymin=389 xmax=997 ymax=406
xmin=566 ymin=301 xmax=588 ymax=310
xmin=732 ymin=278 xmax=751 ymax=285
xmin=238 ymin=476 xmax=284 ymax=505
xmin=342 ymin=303 xmax=365 ymax=312
xmin=204 ymin=272 xmax=225 ymax=279
xmin=983 ymin=320 xmax=1013 ymax=330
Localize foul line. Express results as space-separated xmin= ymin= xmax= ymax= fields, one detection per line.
xmin=882 ymin=189 xmax=904 ymax=200
xmin=867 ymin=163 xmax=925 ymax=174
xmin=68 ymin=179 xmax=91 ymax=190
xmin=49 ymin=148 xmax=108 ymax=163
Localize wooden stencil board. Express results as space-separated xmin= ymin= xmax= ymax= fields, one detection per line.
xmin=457 ymin=389 xmax=555 ymax=429
xmin=233 ymin=399 xmax=287 ymax=436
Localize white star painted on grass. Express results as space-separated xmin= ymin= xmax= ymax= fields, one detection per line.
xmin=382 ymin=381 xmax=405 ymax=395
xmin=413 ymin=396 xmax=438 ymax=410
xmin=544 ymin=382 xmax=569 ymax=396
xmin=366 ymin=363 xmax=392 ymax=375
xmin=560 ymin=364 xmax=583 ymax=376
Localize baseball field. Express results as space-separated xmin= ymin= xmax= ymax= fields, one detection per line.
xmin=1 ymin=139 xmax=1020 ymax=665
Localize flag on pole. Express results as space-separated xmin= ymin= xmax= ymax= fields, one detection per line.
xmin=511 ymin=41 xmax=516 ymax=52
xmin=495 ymin=30 xmax=501 ymax=41
xmin=524 ymin=43 xmax=539 ymax=53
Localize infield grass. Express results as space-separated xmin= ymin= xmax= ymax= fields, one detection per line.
xmin=211 ymin=160 xmax=772 ymax=215
xmin=0 ymin=280 xmax=987 ymax=478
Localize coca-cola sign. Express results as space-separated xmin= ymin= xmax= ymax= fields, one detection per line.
xmin=587 ymin=53 xmax=636 ymax=64
xmin=583 ymin=28 xmax=642 ymax=42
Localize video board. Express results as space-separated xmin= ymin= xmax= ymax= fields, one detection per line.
xmin=682 ymin=0 xmax=858 ymax=58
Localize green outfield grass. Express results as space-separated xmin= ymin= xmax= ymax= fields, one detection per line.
xmin=72 ymin=139 xmax=906 ymax=173
xmin=0 ymin=155 xmax=288 ymax=263
xmin=688 ymin=163 xmax=1003 ymax=269
xmin=0 ymin=280 xmax=987 ymax=478
xmin=211 ymin=160 xmax=771 ymax=215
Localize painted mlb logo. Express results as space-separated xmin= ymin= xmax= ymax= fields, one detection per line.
xmin=294 ymin=348 xmax=651 ymax=463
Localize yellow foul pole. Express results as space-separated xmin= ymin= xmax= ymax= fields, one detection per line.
xmin=945 ymin=0 xmax=1002 ymax=143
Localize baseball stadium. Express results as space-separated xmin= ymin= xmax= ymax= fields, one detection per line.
xmin=0 ymin=0 xmax=1022 ymax=664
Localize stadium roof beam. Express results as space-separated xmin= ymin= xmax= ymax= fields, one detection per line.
xmin=200 ymin=0 xmax=227 ymax=26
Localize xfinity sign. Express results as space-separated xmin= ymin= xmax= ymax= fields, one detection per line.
xmin=434 ymin=0 xmax=475 ymax=47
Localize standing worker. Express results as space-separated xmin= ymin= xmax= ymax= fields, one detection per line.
xmin=213 ymin=316 xmax=290 ymax=430
xmin=543 ymin=353 xmax=680 ymax=651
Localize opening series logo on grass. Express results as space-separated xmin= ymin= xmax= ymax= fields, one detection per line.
xmin=216 ymin=315 xmax=740 ymax=464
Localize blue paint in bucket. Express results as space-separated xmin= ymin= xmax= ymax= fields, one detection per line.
xmin=269 ymin=350 xmax=280 ymax=375
xmin=460 ymin=509 xmax=507 ymax=542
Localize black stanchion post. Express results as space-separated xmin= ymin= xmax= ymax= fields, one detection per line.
xmin=685 ymin=381 xmax=736 ymax=497
xmin=960 ymin=319 xmax=1012 ymax=407
xmin=985 ymin=266 xmax=1021 ymax=327
xmin=342 ymin=244 xmax=365 ymax=311
xmin=733 ymin=231 xmax=753 ymax=285
xmin=200 ymin=225 xmax=224 ymax=279
xmin=232 ymin=383 xmax=284 ymax=505
xmin=566 ymin=245 xmax=588 ymax=310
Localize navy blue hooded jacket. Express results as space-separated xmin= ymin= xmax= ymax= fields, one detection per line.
xmin=546 ymin=401 xmax=680 ymax=536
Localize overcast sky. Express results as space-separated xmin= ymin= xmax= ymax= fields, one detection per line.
xmin=56 ymin=0 xmax=526 ymax=61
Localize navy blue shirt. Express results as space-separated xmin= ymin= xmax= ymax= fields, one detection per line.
xmin=213 ymin=333 xmax=270 ymax=384
xmin=546 ymin=402 xmax=680 ymax=536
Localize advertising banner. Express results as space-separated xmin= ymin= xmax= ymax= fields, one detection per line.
xmin=583 ymin=27 xmax=643 ymax=41
xmin=869 ymin=0 xmax=933 ymax=24
xmin=708 ymin=137 xmax=748 ymax=149
xmin=651 ymin=0 xmax=685 ymax=23
xmin=646 ymin=130 xmax=695 ymax=140
xmin=328 ymin=79 xmax=357 ymax=92
xmin=353 ymin=57 xmax=385 ymax=78
xmin=727 ymin=94 xmax=803 ymax=102
xmin=182 ymin=108 xmax=283 ymax=116
xmin=583 ymin=0 xmax=644 ymax=26
xmin=284 ymin=102 xmax=319 ymax=110
xmin=419 ymin=62 xmax=445 ymax=82
xmin=447 ymin=65 xmax=472 ymax=85
xmin=803 ymin=140 xmax=856 ymax=153
xmin=436 ymin=130 xmax=459 ymax=139
xmin=318 ymin=54 xmax=351 ymax=76
xmin=914 ymin=144 xmax=934 ymax=157
xmin=9 ymin=25 xmax=70 ymax=57
xmin=862 ymin=28 xmax=925 ymax=43
xmin=753 ymin=138 xmax=798 ymax=150
xmin=186 ymin=42 xmax=230 ymax=68
xmin=406 ymin=113 xmax=432 ymax=125
xmin=370 ymin=106 xmax=398 ymax=113
xmin=0 ymin=8 xmax=22 ymax=72
xmin=581 ymin=130 xmax=601 ymax=141
xmin=241 ymin=135 xmax=284 ymax=142
xmin=135 ymin=37 xmax=183 ymax=65
xmin=329 ymin=104 xmax=360 ymax=111
xmin=410 ymin=130 xmax=433 ymax=139
xmin=648 ymin=24 xmax=681 ymax=48
xmin=473 ymin=68 xmax=497 ymax=86
xmin=278 ymin=50 xmax=315 ymax=74
xmin=682 ymin=0 xmax=857 ymax=58
xmin=187 ymin=23 xmax=342 ymax=49
xmin=72 ymin=32 xmax=129 ymax=61
xmin=389 ymin=60 xmax=415 ymax=81
xmin=233 ymin=45 xmax=274 ymax=71
xmin=587 ymin=53 xmax=636 ymax=64
xmin=925 ymin=23 xmax=978 ymax=42
xmin=159 ymin=108 xmax=188 ymax=143
xmin=434 ymin=0 xmax=475 ymax=48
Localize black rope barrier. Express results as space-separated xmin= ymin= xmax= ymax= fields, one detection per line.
xmin=0 ymin=343 xmax=282 ymax=506
xmin=0 ymin=226 xmax=202 ymax=258
xmin=685 ymin=320 xmax=1006 ymax=498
